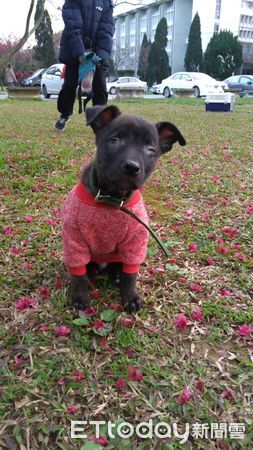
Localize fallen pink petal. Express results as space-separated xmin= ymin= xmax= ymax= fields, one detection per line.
xmin=174 ymin=314 xmax=189 ymax=331
xmin=54 ymin=325 xmax=71 ymax=337
xmin=15 ymin=297 xmax=36 ymax=310
xmin=192 ymin=308 xmax=202 ymax=321
xmin=236 ymin=324 xmax=252 ymax=337
xmin=178 ymin=388 xmax=191 ymax=404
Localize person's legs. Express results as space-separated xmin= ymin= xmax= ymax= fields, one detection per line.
xmin=92 ymin=66 xmax=108 ymax=105
xmin=57 ymin=62 xmax=79 ymax=118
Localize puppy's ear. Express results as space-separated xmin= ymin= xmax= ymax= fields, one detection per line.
xmin=156 ymin=122 xmax=186 ymax=153
xmin=86 ymin=105 xmax=121 ymax=132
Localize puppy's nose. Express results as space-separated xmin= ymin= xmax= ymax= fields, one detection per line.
xmin=123 ymin=160 xmax=141 ymax=175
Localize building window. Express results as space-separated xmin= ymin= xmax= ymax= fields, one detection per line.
xmin=152 ymin=11 xmax=160 ymax=40
xmin=120 ymin=22 xmax=125 ymax=48
xmin=215 ymin=0 xmax=222 ymax=19
xmin=130 ymin=18 xmax=135 ymax=47
xmin=214 ymin=23 xmax=219 ymax=33
xmin=165 ymin=8 xmax=173 ymax=24
xmin=140 ymin=15 xmax=147 ymax=42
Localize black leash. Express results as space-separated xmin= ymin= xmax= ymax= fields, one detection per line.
xmin=89 ymin=165 xmax=169 ymax=257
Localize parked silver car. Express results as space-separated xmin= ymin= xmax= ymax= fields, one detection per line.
xmin=41 ymin=64 xmax=65 ymax=98
xmin=107 ymin=77 xmax=147 ymax=95
xmin=223 ymin=75 xmax=253 ymax=97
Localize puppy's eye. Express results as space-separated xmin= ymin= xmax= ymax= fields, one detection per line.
xmin=147 ymin=147 xmax=156 ymax=156
xmin=109 ymin=137 xmax=120 ymax=145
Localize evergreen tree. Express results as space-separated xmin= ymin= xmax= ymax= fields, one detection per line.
xmin=184 ymin=13 xmax=203 ymax=71
xmin=146 ymin=18 xmax=171 ymax=87
xmin=203 ymin=30 xmax=242 ymax=79
xmin=34 ymin=0 xmax=55 ymax=67
xmin=137 ymin=34 xmax=151 ymax=81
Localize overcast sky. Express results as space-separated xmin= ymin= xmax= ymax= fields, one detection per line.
xmin=0 ymin=0 xmax=147 ymax=42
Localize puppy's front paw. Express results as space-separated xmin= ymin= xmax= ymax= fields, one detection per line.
xmin=71 ymin=294 xmax=90 ymax=311
xmin=122 ymin=293 xmax=143 ymax=313
xmin=70 ymin=274 xmax=90 ymax=312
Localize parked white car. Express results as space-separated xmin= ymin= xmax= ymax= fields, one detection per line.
xmin=41 ymin=64 xmax=65 ymax=98
xmin=154 ymin=72 xmax=225 ymax=98
xmin=107 ymin=77 xmax=147 ymax=95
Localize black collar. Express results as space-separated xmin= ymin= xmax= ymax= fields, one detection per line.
xmin=88 ymin=163 xmax=133 ymax=208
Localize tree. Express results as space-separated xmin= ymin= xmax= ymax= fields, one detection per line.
xmin=137 ymin=33 xmax=151 ymax=81
xmin=203 ymin=30 xmax=242 ymax=80
xmin=146 ymin=18 xmax=171 ymax=87
xmin=34 ymin=0 xmax=55 ymax=67
xmin=184 ymin=13 xmax=203 ymax=71
xmin=0 ymin=0 xmax=45 ymax=88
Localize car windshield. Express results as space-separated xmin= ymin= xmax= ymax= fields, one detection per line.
xmin=30 ymin=69 xmax=44 ymax=78
xmin=191 ymin=73 xmax=216 ymax=82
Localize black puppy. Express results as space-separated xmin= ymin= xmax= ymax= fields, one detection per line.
xmin=61 ymin=105 xmax=186 ymax=313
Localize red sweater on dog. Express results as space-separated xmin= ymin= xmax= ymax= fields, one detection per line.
xmin=61 ymin=181 xmax=149 ymax=276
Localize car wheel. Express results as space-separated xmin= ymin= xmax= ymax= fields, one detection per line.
xmin=163 ymin=87 xmax=171 ymax=98
xmin=193 ymin=86 xmax=200 ymax=97
xmin=109 ymin=86 xmax=117 ymax=95
xmin=42 ymin=84 xmax=50 ymax=99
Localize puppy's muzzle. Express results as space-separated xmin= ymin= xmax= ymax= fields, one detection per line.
xmin=123 ymin=160 xmax=141 ymax=176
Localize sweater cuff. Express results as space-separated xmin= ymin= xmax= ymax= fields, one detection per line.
xmin=122 ymin=264 xmax=140 ymax=274
xmin=68 ymin=266 xmax=87 ymax=276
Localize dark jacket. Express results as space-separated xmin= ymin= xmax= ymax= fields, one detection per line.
xmin=59 ymin=0 xmax=115 ymax=68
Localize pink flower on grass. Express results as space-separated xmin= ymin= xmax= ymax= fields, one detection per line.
xmin=178 ymin=388 xmax=191 ymax=405
xmin=39 ymin=324 xmax=49 ymax=332
xmin=54 ymin=325 xmax=71 ymax=337
xmin=206 ymin=257 xmax=216 ymax=266
xmin=235 ymin=253 xmax=247 ymax=261
xmin=121 ymin=317 xmax=134 ymax=327
xmin=74 ymin=370 xmax=84 ymax=381
xmin=174 ymin=314 xmax=189 ymax=331
xmin=196 ymin=379 xmax=205 ymax=395
xmin=246 ymin=204 xmax=253 ymax=215
xmin=192 ymin=308 xmax=202 ymax=321
xmin=10 ymin=247 xmax=22 ymax=255
xmin=15 ymin=297 xmax=36 ymax=310
xmin=115 ymin=378 xmax=126 ymax=389
xmin=217 ymin=246 xmax=229 ymax=254
xmin=23 ymin=262 xmax=32 ymax=270
xmin=24 ymin=216 xmax=33 ymax=223
xmin=221 ymin=390 xmax=233 ymax=400
xmin=2 ymin=227 xmax=16 ymax=235
xmin=191 ymin=283 xmax=202 ymax=292
xmin=210 ymin=175 xmax=220 ymax=184
xmin=66 ymin=405 xmax=80 ymax=414
xmin=49 ymin=219 xmax=57 ymax=227
xmin=236 ymin=325 xmax=252 ymax=337
xmin=189 ymin=242 xmax=198 ymax=253
xmin=128 ymin=366 xmax=143 ymax=381
xmin=219 ymin=289 xmax=233 ymax=297
xmin=202 ymin=213 xmax=210 ymax=221
xmin=55 ymin=278 xmax=63 ymax=290
xmin=89 ymin=435 xmax=109 ymax=447
xmin=82 ymin=306 xmax=97 ymax=315
xmin=90 ymin=290 xmax=100 ymax=299
xmin=39 ymin=287 xmax=51 ymax=298
xmin=93 ymin=319 xmax=106 ymax=332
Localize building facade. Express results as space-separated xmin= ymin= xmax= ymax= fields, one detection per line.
xmin=113 ymin=0 xmax=253 ymax=76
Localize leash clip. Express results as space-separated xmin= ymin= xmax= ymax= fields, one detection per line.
xmin=95 ymin=189 xmax=110 ymax=202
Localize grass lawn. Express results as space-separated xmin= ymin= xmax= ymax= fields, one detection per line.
xmin=0 ymin=96 xmax=253 ymax=450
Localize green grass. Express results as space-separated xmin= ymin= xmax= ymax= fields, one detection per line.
xmin=0 ymin=97 xmax=253 ymax=449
